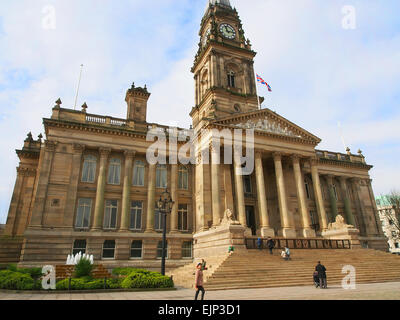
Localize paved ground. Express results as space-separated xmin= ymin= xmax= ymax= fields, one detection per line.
xmin=0 ymin=282 xmax=400 ymax=300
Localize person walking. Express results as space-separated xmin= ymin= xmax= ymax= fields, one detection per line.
xmin=315 ymin=261 xmax=327 ymax=289
xmin=257 ymin=237 xmax=262 ymax=250
xmin=266 ymin=237 xmax=275 ymax=255
xmin=194 ymin=263 xmax=206 ymax=300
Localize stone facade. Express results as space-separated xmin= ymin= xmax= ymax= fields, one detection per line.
xmin=2 ymin=1 xmax=388 ymax=268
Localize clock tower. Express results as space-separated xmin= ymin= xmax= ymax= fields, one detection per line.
xmin=190 ymin=0 xmax=259 ymax=130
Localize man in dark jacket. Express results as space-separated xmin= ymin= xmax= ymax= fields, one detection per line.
xmin=266 ymin=237 xmax=275 ymax=255
xmin=315 ymin=261 xmax=327 ymax=289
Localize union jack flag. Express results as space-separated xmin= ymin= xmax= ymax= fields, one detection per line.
xmin=256 ymin=74 xmax=272 ymax=92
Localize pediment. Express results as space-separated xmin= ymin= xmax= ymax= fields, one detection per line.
xmin=210 ymin=108 xmax=321 ymax=145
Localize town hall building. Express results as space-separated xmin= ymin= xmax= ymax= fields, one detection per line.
xmin=1 ymin=0 xmax=386 ymax=269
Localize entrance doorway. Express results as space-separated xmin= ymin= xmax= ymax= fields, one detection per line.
xmin=245 ymin=205 xmax=257 ymax=236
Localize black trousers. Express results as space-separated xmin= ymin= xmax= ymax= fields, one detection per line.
xmin=319 ymin=277 xmax=327 ymax=288
xmin=268 ymin=247 xmax=273 ymax=254
xmin=195 ymin=286 xmax=205 ymax=300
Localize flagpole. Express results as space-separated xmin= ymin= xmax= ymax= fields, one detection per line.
xmin=74 ymin=64 xmax=84 ymax=110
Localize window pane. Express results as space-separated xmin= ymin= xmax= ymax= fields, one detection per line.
xmin=178 ymin=204 xmax=188 ymax=231
xmin=155 ymin=208 xmax=162 ymax=231
xmin=76 ymin=199 xmax=91 ymax=228
xmin=178 ymin=167 xmax=188 ymax=190
xmin=130 ymin=201 xmax=142 ymax=230
xmin=104 ymin=200 xmax=118 ymax=229
xmin=102 ymin=240 xmax=115 ymax=259
xmin=108 ymin=159 xmax=121 ymax=184
xmin=82 ymin=156 xmax=97 ymax=183
xmin=130 ymin=240 xmax=142 ymax=258
xmin=72 ymin=240 xmax=87 ymax=255
xmin=156 ymin=165 xmax=167 ymax=188
xmin=182 ymin=241 xmax=192 ymax=258
xmin=133 ymin=161 xmax=145 ymax=186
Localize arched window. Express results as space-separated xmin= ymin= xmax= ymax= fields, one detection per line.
xmin=132 ymin=160 xmax=145 ymax=186
xmin=81 ymin=155 xmax=97 ymax=183
xmin=227 ymin=70 xmax=235 ymax=88
xmin=108 ymin=158 xmax=121 ymax=185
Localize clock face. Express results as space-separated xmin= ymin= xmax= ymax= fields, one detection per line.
xmin=219 ymin=23 xmax=236 ymax=40
xmin=202 ymin=28 xmax=211 ymax=47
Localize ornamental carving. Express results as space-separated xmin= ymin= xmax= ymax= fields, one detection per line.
xmin=234 ymin=117 xmax=303 ymax=139
xmin=219 ymin=209 xmax=240 ymax=226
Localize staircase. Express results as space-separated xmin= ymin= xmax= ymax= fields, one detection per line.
xmin=167 ymin=254 xmax=230 ymax=288
xmin=170 ymin=249 xmax=400 ymax=291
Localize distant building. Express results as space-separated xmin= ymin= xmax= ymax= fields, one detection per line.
xmin=376 ymin=196 xmax=400 ymax=254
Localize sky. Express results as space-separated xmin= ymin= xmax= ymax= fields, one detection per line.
xmin=0 ymin=0 xmax=399 ymax=224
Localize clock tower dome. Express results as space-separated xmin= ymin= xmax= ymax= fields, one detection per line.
xmin=190 ymin=0 xmax=259 ymax=130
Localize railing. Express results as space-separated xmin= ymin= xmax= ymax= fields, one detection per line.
xmin=86 ymin=114 xmax=127 ymax=127
xmin=86 ymin=114 xmax=106 ymax=124
xmin=245 ymin=237 xmax=351 ymax=250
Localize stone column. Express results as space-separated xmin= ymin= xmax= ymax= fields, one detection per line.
xmin=211 ymin=52 xmax=217 ymax=87
xmin=170 ymin=163 xmax=179 ymax=233
xmin=310 ymin=158 xmax=328 ymax=231
xmin=4 ymin=168 xmax=25 ymax=236
xmin=120 ymin=150 xmax=135 ymax=231
xmin=273 ymin=152 xmax=296 ymax=238
xmin=325 ymin=175 xmax=338 ymax=223
xmin=351 ymin=178 xmax=367 ymax=235
xmin=63 ymin=144 xmax=85 ymax=227
xmin=255 ymin=151 xmax=274 ymax=237
xmin=234 ymin=151 xmax=246 ymax=227
xmin=366 ymin=179 xmax=384 ymax=236
xmin=211 ymin=144 xmax=221 ymax=227
xmin=145 ymin=163 xmax=156 ymax=232
xmin=292 ymin=155 xmax=315 ymax=238
xmin=30 ymin=140 xmax=56 ymax=227
xmin=92 ymin=148 xmax=111 ymax=230
xmin=339 ymin=177 xmax=356 ymax=226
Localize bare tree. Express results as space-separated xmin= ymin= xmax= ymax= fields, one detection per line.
xmin=380 ymin=189 xmax=400 ymax=240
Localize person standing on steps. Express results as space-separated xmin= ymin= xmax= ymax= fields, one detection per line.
xmin=315 ymin=261 xmax=327 ymax=289
xmin=266 ymin=237 xmax=275 ymax=255
xmin=257 ymin=237 xmax=262 ymax=250
xmin=194 ymin=263 xmax=206 ymax=300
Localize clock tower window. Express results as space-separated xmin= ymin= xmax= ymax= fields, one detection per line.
xmin=227 ymin=70 xmax=235 ymax=88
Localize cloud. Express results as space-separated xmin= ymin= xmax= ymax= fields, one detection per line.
xmin=0 ymin=0 xmax=399 ymax=223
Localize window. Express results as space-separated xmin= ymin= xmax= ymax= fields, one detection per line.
xmin=130 ymin=240 xmax=143 ymax=258
xmin=81 ymin=155 xmax=97 ymax=183
xmin=104 ymin=200 xmax=118 ymax=229
xmin=178 ymin=166 xmax=189 ymax=190
xmin=133 ymin=160 xmax=145 ymax=186
xmin=154 ymin=208 xmax=162 ymax=231
xmin=72 ymin=240 xmax=87 ymax=255
xmin=227 ymin=71 xmax=235 ymax=88
xmin=178 ymin=204 xmax=189 ymax=231
xmin=243 ymin=175 xmax=252 ymax=194
xmin=156 ymin=164 xmax=168 ymax=188
xmin=305 ymin=180 xmax=311 ymax=199
xmin=182 ymin=241 xmax=192 ymax=258
xmin=395 ymin=243 xmax=400 ymax=249
xmin=102 ymin=240 xmax=115 ymax=259
xmin=75 ymin=198 xmax=92 ymax=229
xmin=130 ymin=201 xmax=142 ymax=230
xmin=157 ymin=241 xmax=168 ymax=259
xmin=107 ymin=158 xmax=121 ymax=185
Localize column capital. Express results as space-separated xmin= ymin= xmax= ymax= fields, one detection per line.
xmin=72 ymin=143 xmax=85 ymax=154
xmin=272 ymin=152 xmax=282 ymax=161
xmin=99 ymin=147 xmax=111 ymax=157
xmin=309 ymin=156 xmax=319 ymax=166
xmin=124 ymin=150 xmax=136 ymax=159
xmin=290 ymin=154 xmax=301 ymax=163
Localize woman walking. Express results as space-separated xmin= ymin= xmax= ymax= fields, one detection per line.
xmin=195 ymin=263 xmax=206 ymax=300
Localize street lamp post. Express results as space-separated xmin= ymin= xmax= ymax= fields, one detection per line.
xmin=157 ymin=188 xmax=174 ymax=276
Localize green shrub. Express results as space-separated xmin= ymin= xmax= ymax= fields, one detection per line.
xmin=0 ymin=270 xmax=34 ymax=290
xmin=56 ymin=278 xmax=87 ymax=290
xmin=6 ymin=264 xmax=44 ymax=280
xmin=74 ymin=258 xmax=93 ymax=278
xmin=112 ymin=268 xmax=153 ymax=276
xmin=121 ymin=271 xmax=173 ymax=289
